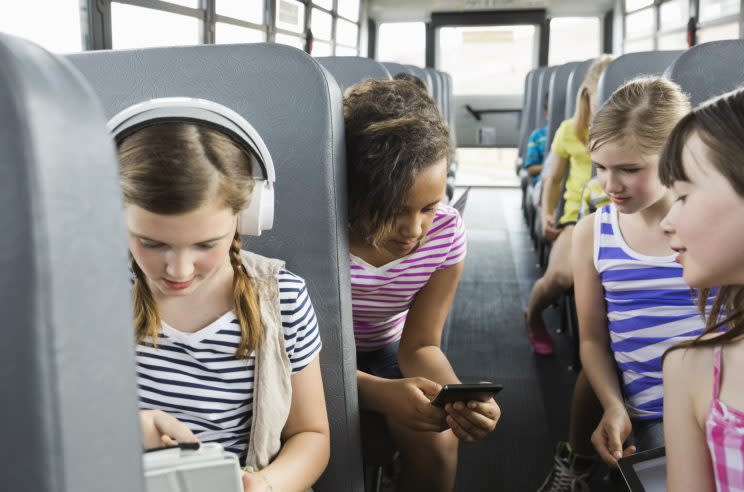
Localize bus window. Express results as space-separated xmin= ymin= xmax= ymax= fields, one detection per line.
xmin=548 ymin=17 xmax=600 ymax=66
xmin=111 ymin=3 xmax=200 ymax=49
xmin=1 ymin=1 xmax=82 ymax=53
xmin=377 ymin=22 xmax=425 ymax=67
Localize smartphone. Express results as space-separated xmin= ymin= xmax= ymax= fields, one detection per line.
xmin=430 ymin=383 xmax=503 ymax=407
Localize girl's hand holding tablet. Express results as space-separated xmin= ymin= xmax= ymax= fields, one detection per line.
xmin=380 ymin=377 xmax=448 ymax=432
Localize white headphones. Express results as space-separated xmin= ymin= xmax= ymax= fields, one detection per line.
xmin=107 ymin=97 xmax=275 ymax=236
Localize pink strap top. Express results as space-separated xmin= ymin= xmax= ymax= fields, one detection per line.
xmin=705 ymin=346 xmax=744 ymax=492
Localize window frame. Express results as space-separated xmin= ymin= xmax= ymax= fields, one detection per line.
xmin=80 ymin=0 xmax=362 ymax=56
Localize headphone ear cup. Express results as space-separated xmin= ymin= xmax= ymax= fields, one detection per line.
xmin=238 ymin=180 xmax=272 ymax=236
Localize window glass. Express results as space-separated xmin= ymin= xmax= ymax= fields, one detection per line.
xmin=623 ymin=37 xmax=654 ymax=53
xmin=699 ymin=0 xmax=741 ymax=22
xmin=215 ymin=23 xmax=265 ymax=43
xmin=112 ymin=3 xmax=200 ymax=49
xmin=1 ymin=0 xmax=82 ymax=53
xmin=312 ymin=40 xmax=332 ymax=56
xmin=659 ymin=0 xmax=689 ymax=30
xmin=162 ymin=0 xmax=199 ymax=7
xmin=274 ymin=32 xmax=304 ymax=49
xmin=216 ymin=0 xmax=263 ymax=24
xmin=625 ymin=8 xmax=655 ymax=38
xmin=697 ymin=21 xmax=740 ymax=43
xmin=311 ymin=8 xmax=333 ymax=40
xmin=338 ymin=0 xmax=360 ymax=22
xmin=336 ymin=18 xmax=358 ymax=47
xmin=657 ymin=31 xmax=688 ymax=49
xmin=377 ymin=22 xmax=425 ymax=66
xmin=438 ymin=25 xmax=536 ymax=96
xmin=335 ymin=45 xmax=358 ymax=56
xmin=275 ymin=0 xmax=305 ymax=33
xmin=625 ymin=0 xmax=654 ymax=12
xmin=548 ymin=17 xmax=600 ymax=65
xmin=313 ymin=0 xmax=333 ymax=9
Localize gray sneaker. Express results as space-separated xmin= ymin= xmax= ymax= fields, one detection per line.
xmin=537 ymin=442 xmax=593 ymax=492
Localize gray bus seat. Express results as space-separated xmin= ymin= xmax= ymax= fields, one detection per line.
xmin=564 ymin=59 xmax=592 ymax=119
xmin=318 ymin=56 xmax=391 ymax=92
xmin=425 ymin=67 xmax=445 ymax=114
xmin=597 ymin=50 xmax=683 ymax=105
xmin=535 ymin=66 xmax=557 ymax=129
xmin=518 ymin=68 xmax=542 ymax=163
xmin=547 ymin=62 xmax=580 ymax=150
xmin=0 ymin=34 xmax=142 ymax=492
xmin=664 ymin=39 xmax=744 ymax=105
xmin=68 ymin=43 xmax=364 ymax=492
xmin=381 ymin=61 xmax=408 ymax=78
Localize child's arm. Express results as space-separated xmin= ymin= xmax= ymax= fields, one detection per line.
xmin=540 ymin=152 xmax=568 ymax=240
xmin=572 ymin=214 xmax=635 ymax=467
xmin=245 ymin=356 xmax=330 ymax=492
xmin=663 ymin=348 xmax=716 ymax=492
xmin=397 ymin=261 xmax=500 ymax=442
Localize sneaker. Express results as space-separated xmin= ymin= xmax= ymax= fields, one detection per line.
xmin=524 ymin=311 xmax=554 ymax=355
xmin=537 ymin=442 xmax=594 ymax=492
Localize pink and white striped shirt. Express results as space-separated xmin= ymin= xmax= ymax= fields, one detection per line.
xmin=706 ymin=345 xmax=744 ymax=492
xmin=350 ymin=204 xmax=466 ymax=352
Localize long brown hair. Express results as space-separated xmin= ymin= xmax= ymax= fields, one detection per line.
xmin=659 ymin=87 xmax=744 ymax=352
xmin=573 ymin=54 xmax=613 ymax=143
xmin=344 ymin=78 xmax=452 ymax=246
xmin=119 ymin=122 xmax=263 ymax=359
xmin=589 ymin=76 xmax=691 ymax=155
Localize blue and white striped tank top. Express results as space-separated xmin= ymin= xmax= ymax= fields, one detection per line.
xmin=594 ymin=204 xmax=705 ymax=420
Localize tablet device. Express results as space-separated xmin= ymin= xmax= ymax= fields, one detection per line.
xmin=143 ymin=442 xmax=243 ymax=492
xmin=430 ymin=383 xmax=503 ymax=407
xmin=618 ymin=446 xmax=667 ymax=492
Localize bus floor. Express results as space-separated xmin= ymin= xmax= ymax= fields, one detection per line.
xmin=377 ymin=188 xmax=623 ymax=491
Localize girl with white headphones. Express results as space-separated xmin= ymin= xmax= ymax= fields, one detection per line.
xmin=111 ymin=98 xmax=329 ymax=492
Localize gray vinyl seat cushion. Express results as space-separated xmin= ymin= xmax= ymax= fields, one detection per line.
xmin=317 ymin=56 xmax=391 ymax=92
xmin=546 ymin=62 xmax=580 ymax=150
xmin=597 ymin=50 xmax=683 ymax=105
xmin=564 ymin=59 xmax=592 ymax=119
xmin=0 ymin=34 xmax=143 ymax=492
xmin=68 ymin=43 xmax=363 ymax=492
xmin=664 ymin=40 xmax=744 ymax=105
xmin=518 ymin=68 xmax=542 ymax=161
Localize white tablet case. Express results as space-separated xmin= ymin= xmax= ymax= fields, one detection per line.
xmin=143 ymin=443 xmax=243 ymax=492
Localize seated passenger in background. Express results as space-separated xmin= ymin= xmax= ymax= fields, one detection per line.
xmin=577 ymin=177 xmax=610 ymax=219
xmin=539 ymin=77 xmax=700 ymax=492
xmin=524 ymin=55 xmax=613 ymax=355
xmin=661 ymin=87 xmax=744 ymax=492
xmin=117 ymin=111 xmax=329 ymax=491
xmin=344 ymin=79 xmax=500 ymax=492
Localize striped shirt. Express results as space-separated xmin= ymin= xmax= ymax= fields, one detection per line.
xmin=707 ymin=346 xmax=744 ymax=492
xmin=594 ymin=204 xmax=705 ymax=420
xmin=350 ymin=204 xmax=466 ymax=352
xmin=136 ymin=269 xmax=321 ymax=461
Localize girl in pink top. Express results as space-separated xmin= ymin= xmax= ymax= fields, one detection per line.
xmin=344 ymin=79 xmax=500 ymax=491
xmin=660 ymin=87 xmax=744 ymax=492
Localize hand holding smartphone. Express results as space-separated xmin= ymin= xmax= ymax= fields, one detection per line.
xmin=430 ymin=382 xmax=503 ymax=407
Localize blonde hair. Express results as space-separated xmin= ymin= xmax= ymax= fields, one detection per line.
xmin=573 ymin=54 xmax=614 ymax=143
xmin=119 ymin=123 xmax=263 ymax=359
xmin=589 ymin=76 xmax=691 ymax=156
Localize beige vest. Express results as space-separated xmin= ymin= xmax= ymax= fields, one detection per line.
xmin=240 ymin=250 xmax=293 ymax=471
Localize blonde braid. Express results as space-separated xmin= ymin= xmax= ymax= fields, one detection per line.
xmin=131 ymin=257 xmax=161 ymax=346
xmin=229 ymin=232 xmax=264 ymax=359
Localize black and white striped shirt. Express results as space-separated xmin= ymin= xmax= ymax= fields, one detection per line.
xmin=136 ymin=269 xmax=321 ymax=461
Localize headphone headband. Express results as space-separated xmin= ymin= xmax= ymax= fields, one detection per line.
xmin=107 ymin=97 xmax=275 ymax=235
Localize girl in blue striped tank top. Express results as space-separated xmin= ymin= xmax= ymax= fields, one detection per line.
xmin=539 ymin=77 xmax=702 ymax=492
xmin=574 ymin=77 xmax=703 ymax=469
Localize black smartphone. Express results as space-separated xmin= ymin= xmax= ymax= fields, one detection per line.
xmin=430 ymin=383 xmax=503 ymax=407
